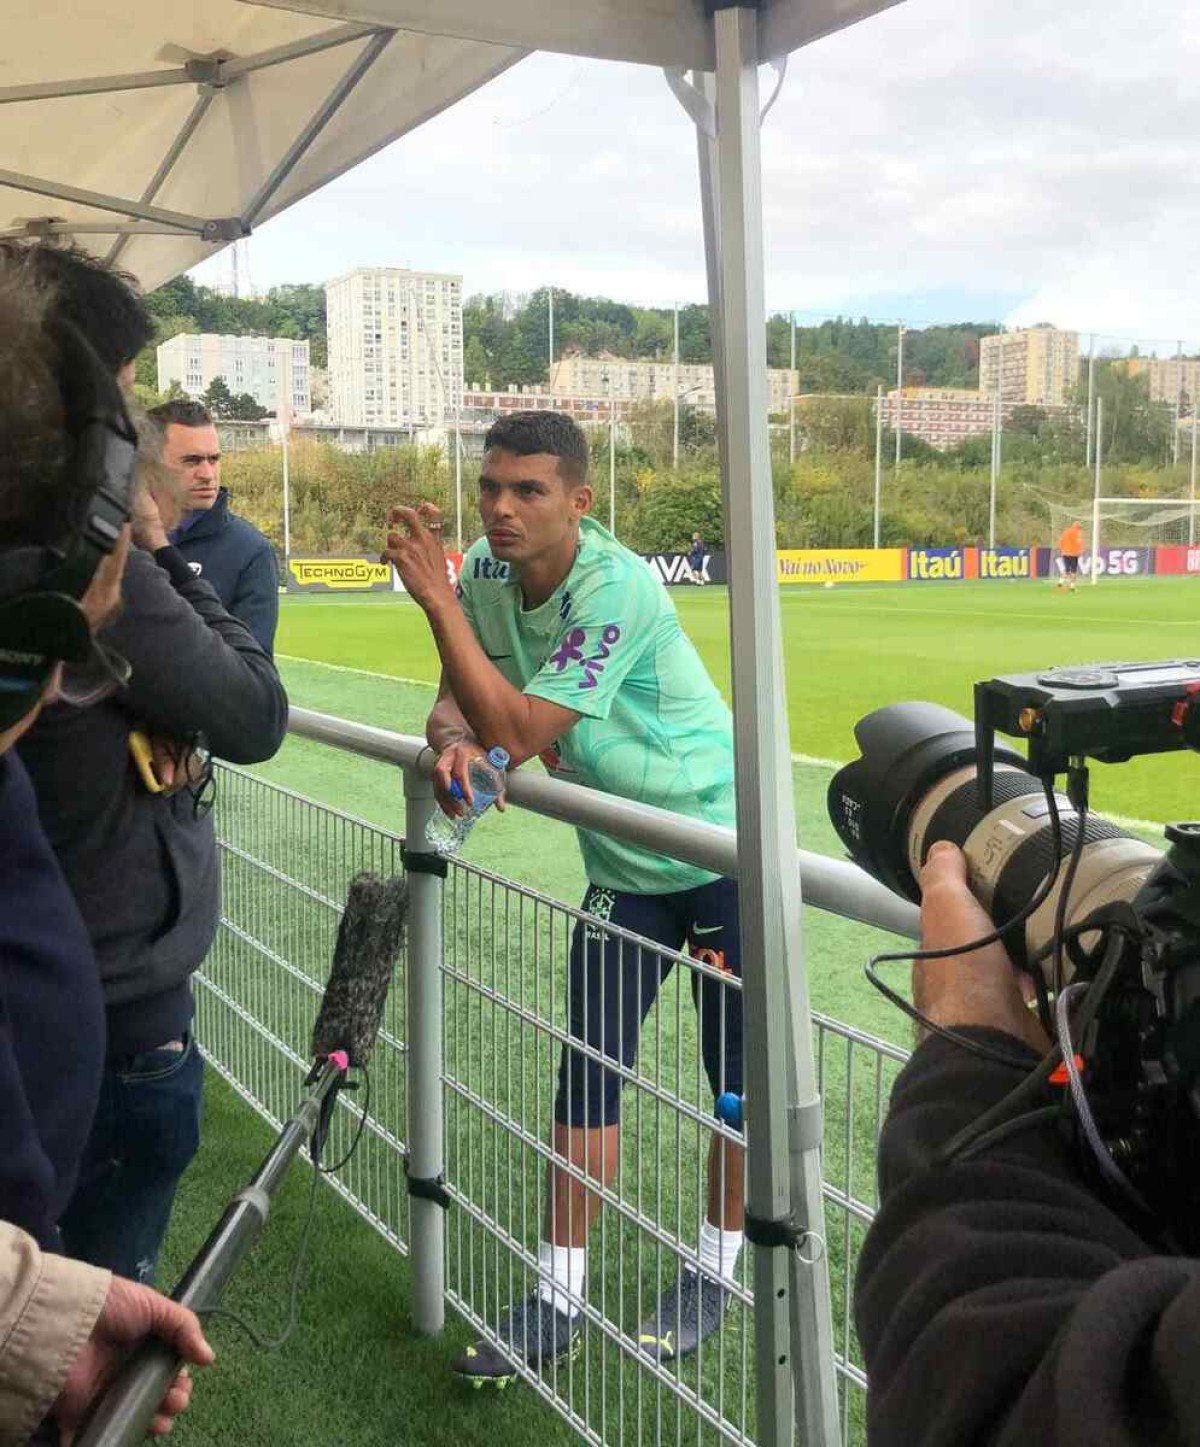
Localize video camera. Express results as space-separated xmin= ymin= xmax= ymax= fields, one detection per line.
xmin=828 ymin=660 xmax=1200 ymax=1251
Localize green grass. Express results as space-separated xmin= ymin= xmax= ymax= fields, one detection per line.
xmin=167 ymin=575 xmax=1200 ymax=1444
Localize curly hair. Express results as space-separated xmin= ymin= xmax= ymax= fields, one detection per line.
xmin=0 ymin=240 xmax=153 ymax=371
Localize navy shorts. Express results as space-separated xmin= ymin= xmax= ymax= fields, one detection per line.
xmin=1062 ymin=554 xmax=1079 ymax=574
xmin=553 ymin=877 xmax=744 ymax=1129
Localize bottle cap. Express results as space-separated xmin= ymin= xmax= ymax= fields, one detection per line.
xmin=487 ymin=747 xmax=511 ymax=769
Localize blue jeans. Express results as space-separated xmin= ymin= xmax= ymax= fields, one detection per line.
xmin=60 ymin=1033 xmax=204 ymax=1283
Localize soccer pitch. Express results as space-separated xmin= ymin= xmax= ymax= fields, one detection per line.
xmin=165 ymin=575 xmax=1199 ymax=1446
xmin=272 ymin=575 xmax=1200 ymax=827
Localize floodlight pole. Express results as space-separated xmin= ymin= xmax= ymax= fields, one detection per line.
xmin=673 ymin=301 xmax=681 ymax=469
xmin=1091 ymin=395 xmax=1103 ymax=586
xmin=988 ymin=389 xmax=1001 ymax=549
xmin=788 ymin=311 xmax=797 ymax=464
xmin=873 ymin=383 xmax=883 ymax=548
xmin=1085 ymin=335 xmax=1096 ymax=467
xmin=687 ymin=13 xmax=840 ymax=1445
xmin=1174 ymin=340 xmax=1183 ymax=467
xmin=894 ymin=322 xmax=904 ymax=475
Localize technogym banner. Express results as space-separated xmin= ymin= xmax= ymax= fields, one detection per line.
xmin=286 ymin=558 xmax=393 ymax=592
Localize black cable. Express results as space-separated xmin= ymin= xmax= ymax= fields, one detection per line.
xmin=865 ymin=776 xmax=1066 ymax=1070
xmin=197 ymin=1066 xmax=372 ymax=1352
xmin=317 ymin=1062 xmax=371 ymax=1175
xmin=952 ymin=1104 xmax=1061 ymax=1161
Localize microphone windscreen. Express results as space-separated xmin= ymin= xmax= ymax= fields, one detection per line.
xmin=311 ymin=872 xmax=408 ymax=1068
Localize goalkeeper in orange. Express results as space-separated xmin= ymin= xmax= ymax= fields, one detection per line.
xmin=1055 ymin=519 xmax=1085 ymax=590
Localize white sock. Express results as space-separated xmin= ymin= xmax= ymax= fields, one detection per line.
xmin=698 ymin=1219 xmax=744 ymax=1285
xmin=536 ymin=1241 xmax=586 ymax=1317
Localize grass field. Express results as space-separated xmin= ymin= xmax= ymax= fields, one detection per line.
xmin=166 ymin=575 xmax=1199 ymax=1445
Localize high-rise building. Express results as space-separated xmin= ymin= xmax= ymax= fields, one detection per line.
xmin=325 ymin=267 xmax=463 ymax=427
xmin=156 ymin=333 xmax=310 ymax=416
xmin=547 ymin=354 xmax=799 ymax=415
xmin=880 ymin=387 xmax=1011 ymax=451
xmin=979 ymin=325 xmax=1079 ymax=407
xmin=1123 ymin=356 xmax=1200 ymax=411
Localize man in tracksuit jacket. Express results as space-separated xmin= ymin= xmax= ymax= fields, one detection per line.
xmin=149 ymin=399 xmax=279 ymax=656
xmin=18 ymin=526 xmax=288 ymax=1283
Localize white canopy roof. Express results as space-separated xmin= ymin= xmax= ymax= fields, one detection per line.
xmin=1 ymin=0 xmax=897 ymax=289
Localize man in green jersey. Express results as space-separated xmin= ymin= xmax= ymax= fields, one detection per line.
xmin=385 ymin=411 xmax=744 ymax=1380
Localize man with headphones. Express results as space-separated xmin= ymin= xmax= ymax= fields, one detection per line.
xmin=12 ymin=242 xmax=288 ymax=1286
xmin=0 ymin=261 xmax=211 ymax=1444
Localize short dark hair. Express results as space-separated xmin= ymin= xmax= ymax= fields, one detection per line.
xmin=149 ymin=399 xmax=214 ymax=429
xmin=0 ymin=241 xmax=153 ymax=371
xmin=483 ymin=411 xmax=589 ymax=485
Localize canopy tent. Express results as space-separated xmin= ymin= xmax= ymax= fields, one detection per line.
xmin=1 ymin=4 xmax=904 ymax=1443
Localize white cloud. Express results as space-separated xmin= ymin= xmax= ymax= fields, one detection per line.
xmin=193 ymin=0 xmax=1200 ymax=344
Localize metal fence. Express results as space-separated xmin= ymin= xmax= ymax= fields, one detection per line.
xmin=196 ymin=727 xmax=912 ymax=1447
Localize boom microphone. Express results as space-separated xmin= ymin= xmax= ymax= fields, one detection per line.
xmin=311 ymin=871 xmax=409 ymax=1067
xmin=78 ymin=871 xmax=410 ymax=1447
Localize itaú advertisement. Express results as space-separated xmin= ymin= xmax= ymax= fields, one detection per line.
xmin=287 ymin=557 xmax=393 ymax=591
xmin=776 ymin=548 xmax=907 ymax=584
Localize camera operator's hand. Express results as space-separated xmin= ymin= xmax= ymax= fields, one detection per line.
xmin=917 ymin=841 xmax=1049 ymax=1052
xmin=130 ymin=485 xmax=170 ymax=553
xmin=54 ymin=1274 xmax=214 ymax=1441
xmin=433 ymin=741 xmax=507 ymax=818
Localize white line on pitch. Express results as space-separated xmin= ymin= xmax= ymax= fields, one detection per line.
xmin=278 ymin=654 xmax=1170 ymax=834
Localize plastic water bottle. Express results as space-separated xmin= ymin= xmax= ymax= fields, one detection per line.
xmin=424 ymin=746 xmax=510 ymax=855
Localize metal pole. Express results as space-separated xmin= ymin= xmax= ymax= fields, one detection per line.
xmin=454 ymin=404 xmax=463 ymax=552
xmin=1191 ymin=406 xmax=1197 ymax=548
xmin=673 ymin=301 xmax=681 ymax=470
xmin=1175 ymin=340 xmax=1183 ymax=467
xmin=873 ymin=383 xmax=883 ymax=548
xmin=281 ymin=419 xmax=292 ymax=569
xmin=988 ymin=389 xmax=1000 ymax=549
xmin=1085 ymin=336 xmax=1095 ymax=467
xmin=403 ymin=765 xmax=445 ymax=1334
xmin=788 ymin=310 xmax=796 ymax=465
xmin=894 ymin=322 xmax=904 ymax=475
xmin=608 ymin=373 xmax=616 ymax=533
xmin=76 ymin=1061 xmax=346 ymax=1447
xmin=1091 ymin=395 xmax=1103 ymax=587
xmin=702 ymin=16 xmax=840 ymax=1443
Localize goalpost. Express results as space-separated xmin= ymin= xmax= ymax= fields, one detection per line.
xmin=1042 ymin=495 xmax=1200 ymax=583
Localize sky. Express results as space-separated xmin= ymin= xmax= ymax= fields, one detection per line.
xmin=191 ymin=0 xmax=1200 ymax=353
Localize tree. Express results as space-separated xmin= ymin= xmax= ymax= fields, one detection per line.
xmin=202 ymin=377 xmax=235 ymax=418
xmin=229 ymin=391 xmax=270 ymax=421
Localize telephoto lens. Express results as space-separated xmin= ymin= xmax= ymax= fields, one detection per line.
xmin=828 ymin=701 xmax=1161 ymax=970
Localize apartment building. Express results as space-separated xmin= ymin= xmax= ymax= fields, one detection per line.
xmin=157 ymin=333 xmax=310 ymax=416
xmin=548 ymin=354 xmax=799 ymax=415
xmin=979 ymin=325 xmax=1079 ymax=407
xmin=326 ymin=267 xmax=463 ymax=427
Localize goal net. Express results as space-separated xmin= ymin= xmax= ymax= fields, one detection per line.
xmin=1038 ymin=494 xmax=1200 ymax=550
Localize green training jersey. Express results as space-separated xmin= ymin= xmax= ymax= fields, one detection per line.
xmin=456 ymin=516 xmax=735 ymax=893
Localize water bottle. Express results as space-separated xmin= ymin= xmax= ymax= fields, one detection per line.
xmin=424 ymin=746 xmax=510 ymax=855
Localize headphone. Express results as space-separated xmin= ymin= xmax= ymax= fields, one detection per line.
xmin=0 ymin=317 xmax=138 ymax=730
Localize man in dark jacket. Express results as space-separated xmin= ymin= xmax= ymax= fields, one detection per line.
xmin=855 ymin=840 xmax=1200 ymax=1446
xmin=13 ymin=249 xmax=289 ymax=1284
xmin=0 ymin=246 xmax=213 ymax=1447
xmin=150 ymin=399 xmax=280 ymax=655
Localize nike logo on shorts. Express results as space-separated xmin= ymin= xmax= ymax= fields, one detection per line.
xmin=692 ymin=923 xmax=723 ymax=936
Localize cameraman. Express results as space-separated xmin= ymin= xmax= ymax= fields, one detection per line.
xmin=12 ymin=242 xmax=288 ymax=1284
xmin=855 ymin=840 xmax=1200 ymax=1445
xmin=0 ymin=260 xmax=211 ymax=1443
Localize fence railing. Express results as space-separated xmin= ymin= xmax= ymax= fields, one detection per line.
xmin=196 ymin=709 xmax=915 ymax=1447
